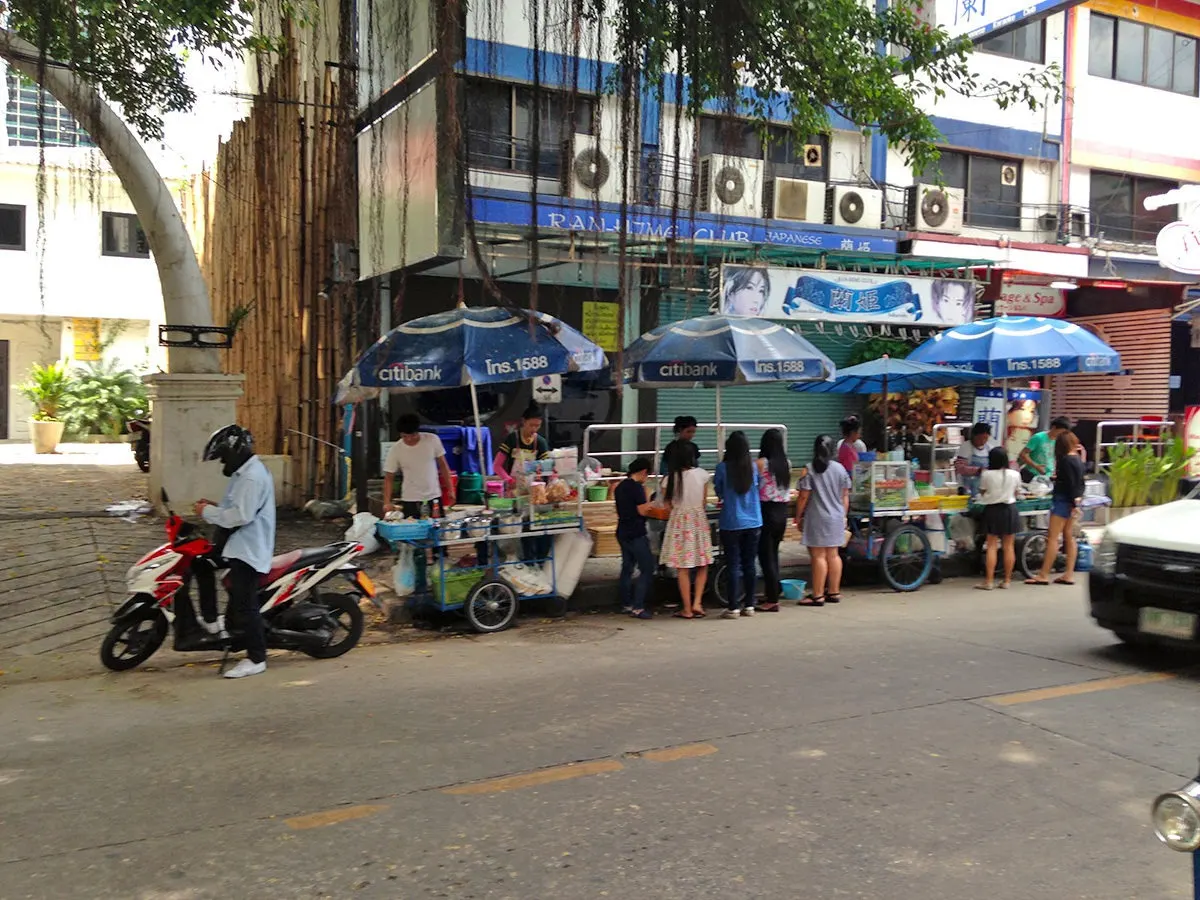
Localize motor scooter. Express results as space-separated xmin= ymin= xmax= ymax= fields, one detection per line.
xmin=128 ymin=418 xmax=150 ymax=472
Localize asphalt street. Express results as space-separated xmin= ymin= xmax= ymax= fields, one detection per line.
xmin=2 ymin=579 xmax=1198 ymax=899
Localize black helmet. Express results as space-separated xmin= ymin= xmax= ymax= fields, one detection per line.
xmin=204 ymin=424 xmax=255 ymax=477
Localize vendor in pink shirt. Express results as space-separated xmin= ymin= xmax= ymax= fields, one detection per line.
xmin=836 ymin=416 xmax=865 ymax=472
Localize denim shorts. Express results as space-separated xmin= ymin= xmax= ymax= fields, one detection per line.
xmin=1050 ymin=496 xmax=1075 ymax=519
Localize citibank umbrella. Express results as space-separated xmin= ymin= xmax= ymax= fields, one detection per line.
xmin=622 ymin=315 xmax=834 ymax=442
xmin=906 ymin=316 xmax=1122 ymax=377
xmin=337 ymin=305 xmax=607 ymax=471
xmin=788 ymin=356 xmax=990 ymax=395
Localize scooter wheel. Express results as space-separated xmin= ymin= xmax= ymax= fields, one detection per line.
xmin=100 ymin=610 xmax=167 ymax=671
xmin=301 ymin=593 xmax=365 ymax=659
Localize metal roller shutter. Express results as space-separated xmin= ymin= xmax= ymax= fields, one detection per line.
xmin=653 ymin=299 xmax=862 ymax=464
xmin=1051 ymin=309 xmax=1171 ymax=419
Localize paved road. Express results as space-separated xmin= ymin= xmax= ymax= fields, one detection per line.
xmin=2 ymin=580 xmax=1197 ymax=899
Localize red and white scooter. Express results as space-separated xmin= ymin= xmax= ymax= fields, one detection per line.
xmin=100 ymin=509 xmax=375 ymax=672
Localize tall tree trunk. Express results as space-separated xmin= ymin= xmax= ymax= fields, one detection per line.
xmin=0 ymin=28 xmax=220 ymax=374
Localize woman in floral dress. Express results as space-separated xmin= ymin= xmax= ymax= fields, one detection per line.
xmin=660 ymin=442 xmax=715 ymax=618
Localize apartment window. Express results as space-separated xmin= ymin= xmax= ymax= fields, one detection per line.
xmin=5 ymin=71 xmax=94 ymax=147
xmin=1090 ymin=171 xmax=1177 ymax=243
xmin=920 ymin=150 xmax=1022 ymax=229
xmin=977 ymin=20 xmax=1046 ymax=64
xmin=0 ymin=204 xmax=24 ymax=250
xmin=464 ymin=79 xmax=595 ymax=178
xmin=101 ymin=212 xmax=149 ymax=258
xmin=697 ymin=116 xmax=829 ymax=182
xmin=1088 ymin=13 xmax=1199 ymax=95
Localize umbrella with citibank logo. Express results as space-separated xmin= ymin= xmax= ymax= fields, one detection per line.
xmin=622 ymin=315 xmax=834 ymax=442
xmin=906 ymin=315 xmax=1121 ymax=377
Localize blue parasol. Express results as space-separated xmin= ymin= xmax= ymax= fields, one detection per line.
xmin=623 ymin=315 xmax=834 ymax=444
xmin=789 ymin=356 xmax=990 ymax=395
xmin=906 ymin=315 xmax=1121 ymax=377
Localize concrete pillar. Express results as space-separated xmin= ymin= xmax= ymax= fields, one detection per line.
xmin=621 ymin=272 xmax=642 ymax=460
xmin=144 ymin=373 xmax=246 ymax=512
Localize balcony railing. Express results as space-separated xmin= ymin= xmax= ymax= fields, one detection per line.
xmin=465 ymin=134 xmax=1161 ymax=250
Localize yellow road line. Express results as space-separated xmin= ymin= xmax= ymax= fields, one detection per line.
xmin=986 ymin=672 xmax=1175 ymax=707
xmin=442 ymin=759 xmax=624 ymax=795
xmin=285 ymin=803 xmax=389 ymax=830
xmin=639 ymin=743 xmax=719 ymax=762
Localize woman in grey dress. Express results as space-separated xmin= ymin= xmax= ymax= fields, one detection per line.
xmin=795 ymin=435 xmax=851 ymax=606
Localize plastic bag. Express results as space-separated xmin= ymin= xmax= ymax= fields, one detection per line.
xmin=393 ymin=545 xmax=416 ymax=597
xmin=345 ymin=511 xmax=381 ymax=555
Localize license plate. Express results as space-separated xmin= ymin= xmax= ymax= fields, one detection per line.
xmin=1138 ymin=607 xmax=1196 ymax=640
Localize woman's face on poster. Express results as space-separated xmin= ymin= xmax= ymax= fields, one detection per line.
xmin=725 ymin=271 xmax=767 ymax=317
xmin=934 ymin=281 xmax=972 ymax=323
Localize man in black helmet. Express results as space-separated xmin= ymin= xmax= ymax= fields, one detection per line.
xmin=193 ymin=424 xmax=276 ymax=679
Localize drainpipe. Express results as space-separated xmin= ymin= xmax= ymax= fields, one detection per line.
xmin=1060 ymin=7 xmax=1077 ymax=225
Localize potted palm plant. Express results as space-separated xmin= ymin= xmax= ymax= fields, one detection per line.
xmin=18 ymin=362 xmax=70 ymax=453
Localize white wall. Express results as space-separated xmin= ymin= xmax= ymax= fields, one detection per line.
xmin=466 ymin=2 xmax=618 ymax=64
xmin=1 ymin=316 xmax=61 ymax=440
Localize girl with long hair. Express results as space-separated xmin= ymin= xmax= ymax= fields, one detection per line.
xmin=1027 ymin=431 xmax=1085 ymax=585
xmin=977 ymin=446 xmax=1020 ymax=590
xmin=795 ymin=434 xmax=851 ymax=606
xmin=714 ymin=431 xmax=763 ymax=618
xmin=660 ymin=440 xmax=715 ymax=618
xmin=756 ymin=428 xmax=791 ymax=612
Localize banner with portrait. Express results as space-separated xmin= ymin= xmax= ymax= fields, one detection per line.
xmin=720 ymin=264 xmax=975 ymax=328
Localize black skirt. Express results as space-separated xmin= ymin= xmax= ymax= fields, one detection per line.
xmin=982 ymin=503 xmax=1020 ymax=536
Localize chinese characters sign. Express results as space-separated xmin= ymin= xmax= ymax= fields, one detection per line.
xmin=720 ymin=265 xmax=975 ymax=327
xmin=934 ymin=0 xmax=1084 ymax=42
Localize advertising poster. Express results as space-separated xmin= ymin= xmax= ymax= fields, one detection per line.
xmin=995 ymin=284 xmax=1066 ymax=318
xmin=720 ymin=264 xmax=974 ymax=327
xmin=972 ymin=388 xmax=1042 ymax=460
xmin=1186 ymin=406 xmax=1200 ymax=477
xmin=972 ymin=388 xmax=1007 ymax=441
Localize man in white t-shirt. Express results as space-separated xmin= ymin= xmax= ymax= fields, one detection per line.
xmin=954 ymin=422 xmax=1001 ymax=496
xmin=383 ymin=414 xmax=453 ymax=517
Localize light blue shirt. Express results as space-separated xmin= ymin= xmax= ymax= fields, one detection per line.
xmin=714 ymin=462 xmax=763 ymax=531
xmin=201 ymin=456 xmax=276 ymax=573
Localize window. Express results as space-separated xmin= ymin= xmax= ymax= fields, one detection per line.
xmin=1088 ymin=13 xmax=1199 ymax=95
xmin=977 ymin=20 xmax=1046 ymax=64
xmin=697 ymin=116 xmax=829 ymax=182
xmin=464 ymin=79 xmax=595 ymax=178
xmin=101 ymin=212 xmax=149 ymax=258
xmin=5 ymin=71 xmax=94 ymax=147
xmin=0 ymin=204 xmax=24 ymax=250
xmin=1090 ymin=171 xmax=1177 ymax=243
xmin=919 ymin=150 xmax=1022 ymax=229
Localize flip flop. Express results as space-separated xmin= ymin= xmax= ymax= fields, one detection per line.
xmin=693 ymin=610 xmax=707 ymax=619
xmin=758 ymin=603 xmax=781 ymax=612
xmin=1053 ymin=577 xmax=1076 ymax=585
xmin=671 ymin=611 xmax=693 ymax=619
xmin=1024 ymin=578 xmax=1050 ymax=586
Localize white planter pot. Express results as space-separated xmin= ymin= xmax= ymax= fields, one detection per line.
xmin=29 ymin=419 xmax=65 ymax=454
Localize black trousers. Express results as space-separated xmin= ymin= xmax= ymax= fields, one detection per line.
xmin=758 ymin=502 xmax=790 ymax=605
xmin=195 ymin=558 xmax=267 ymax=664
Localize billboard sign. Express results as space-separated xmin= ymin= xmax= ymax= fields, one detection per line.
xmin=934 ymin=0 xmax=1083 ymax=42
xmin=720 ymin=264 xmax=975 ymax=328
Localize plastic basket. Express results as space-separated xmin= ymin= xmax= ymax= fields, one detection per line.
xmin=431 ymin=569 xmax=480 ymax=607
xmin=376 ymin=520 xmax=434 ymax=543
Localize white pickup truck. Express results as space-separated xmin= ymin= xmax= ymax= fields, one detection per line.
xmin=1089 ymin=484 xmax=1200 ymax=647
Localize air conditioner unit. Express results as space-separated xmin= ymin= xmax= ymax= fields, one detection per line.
xmin=563 ymin=133 xmax=630 ymax=204
xmin=699 ymin=154 xmax=764 ymax=218
xmin=765 ymin=177 xmax=826 ymax=223
xmin=829 ymin=185 xmax=884 ymax=228
xmin=909 ymin=184 xmax=964 ymax=234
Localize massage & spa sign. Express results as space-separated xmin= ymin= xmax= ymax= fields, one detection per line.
xmin=720 ymin=264 xmax=974 ymax=328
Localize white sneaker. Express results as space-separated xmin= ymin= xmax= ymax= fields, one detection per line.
xmin=721 ymin=609 xmax=739 ymax=620
xmin=198 ymin=614 xmax=225 ymax=636
xmin=223 ymin=659 xmax=266 ymax=679
xmin=741 ymin=607 xmax=756 ymax=617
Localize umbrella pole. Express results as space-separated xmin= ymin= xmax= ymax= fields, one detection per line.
xmin=469 ymin=377 xmax=488 ymax=476
xmin=882 ymin=373 xmax=888 ymax=452
xmin=715 ymin=386 xmax=724 ymax=457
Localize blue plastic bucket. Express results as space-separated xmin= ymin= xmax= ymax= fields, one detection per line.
xmin=780 ymin=579 xmax=807 ymax=600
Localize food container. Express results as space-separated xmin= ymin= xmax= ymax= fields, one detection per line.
xmin=485 ymin=480 xmax=505 ymax=496
xmin=465 ymin=516 xmax=494 ymax=539
xmin=487 ymin=496 xmax=516 ymax=511
xmin=528 ymin=481 xmax=548 ymax=505
xmin=497 ymin=513 xmax=524 ymax=536
xmin=586 ymin=484 xmax=609 ymax=502
xmin=376 ymin=519 xmax=434 ymax=543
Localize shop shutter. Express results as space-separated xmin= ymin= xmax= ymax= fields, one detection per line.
xmin=1050 ymin=309 xmax=1171 ymax=419
xmin=652 ymin=299 xmax=862 ymax=465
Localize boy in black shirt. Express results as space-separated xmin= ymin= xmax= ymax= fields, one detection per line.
xmin=614 ymin=458 xmax=656 ymax=619
xmin=659 ymin=416 xmax=701 ymax=475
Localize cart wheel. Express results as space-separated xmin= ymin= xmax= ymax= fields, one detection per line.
xmin=464 ymin=578 xmax=519 ymax=634
xmin=707 ymin=561 xmax=730 ymax=607
xmin=879 ymin=524 xmax=933 ymax=592
xmin=1018 ymin=532 xmax=1047 ymax=580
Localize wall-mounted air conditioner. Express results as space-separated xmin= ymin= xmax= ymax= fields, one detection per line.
xmin=699 ymin=154 xmax=764 ymax=218
xmin=765 ymin=177 xmax=827 ymax=223
xmin=908 ymin=184 xmax=965 ymax=234
xmin=563 ymin=133 xmax=630 ymax=204
xmin=829 ymin=185 xmax=884 ymax=228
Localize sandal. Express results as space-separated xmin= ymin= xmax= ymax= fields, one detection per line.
xmin=671 ymin=611 xmax=694 ymax=619
xmin=1053 ymin=576 xmax=1076 ymax=585
xmin=798 ymin=594 xmax=825 ymax=607
xmin=825 ymin=593 xmax=842 ymax=604
xmin=758 ymin=603 xmax=781 ymax=612
xmin=974 ymin=583 xmax=995 ymax=591
xmin=693 ymin=610 xmax=707 ymax=619
xmin=1024 ymin=578 xmax=1050 ymax=586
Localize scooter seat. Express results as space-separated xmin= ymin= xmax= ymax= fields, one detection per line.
xmin=260 ymin=545 xmax=348 ymax=586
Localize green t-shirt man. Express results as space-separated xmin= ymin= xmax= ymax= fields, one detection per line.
xmin=1020 ymin=419 xmax=1070 ymax=481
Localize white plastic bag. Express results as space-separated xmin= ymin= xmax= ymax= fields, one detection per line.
xmin=345 ymin=512 xmax=381 ymax=555
xmin=393 ymin=545 xmax=416 ymax=597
